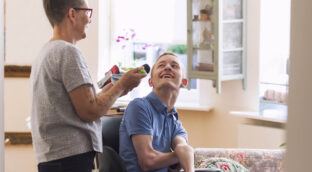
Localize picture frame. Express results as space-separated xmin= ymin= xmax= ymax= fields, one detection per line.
xmin=4 ymin=65 xmax=31 ymax=78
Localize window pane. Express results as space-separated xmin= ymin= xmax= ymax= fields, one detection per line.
xmin=260 ymin=0 xmax=290 ymax=85
xmin=223 ymin=51 xmax=242 ymax=75
xmin=223 ymin=23 xmax=242 ymax=49
xmin=259 ymin=0 xmax=290 ymax=119
xmin=223 ymin=0 xmax=242 ymax=20
xmin=108 ymin=0 xmax=197 ymax=96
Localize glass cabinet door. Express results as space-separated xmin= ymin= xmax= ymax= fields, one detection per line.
xmin=190 ymin=0 xmax=215 ymax=73
xmin=187 ymin=0 xmax=246 ymax=93
xmin=222 ymin=0 xmax=245 ymax=76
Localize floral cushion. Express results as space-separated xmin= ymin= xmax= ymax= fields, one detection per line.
xmin=194 ymin=148 xmax=285 ymax=172
xmin=195 ymin=157 xmax=248 ymax=172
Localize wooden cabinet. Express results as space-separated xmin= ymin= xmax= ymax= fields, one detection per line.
xmin=187 ymin=0 xmax=247 ymax=93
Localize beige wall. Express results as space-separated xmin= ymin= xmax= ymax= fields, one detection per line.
xmin=5 ymin=145 xmax=36 ymax=172
xmin=4 ymin=0 xmax=285 ymax=149
xmin=5 ymin=0 xmax=99 ymax=76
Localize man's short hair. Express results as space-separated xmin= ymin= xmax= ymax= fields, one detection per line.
xmin=151 ymin=52 xmax=186 ymax=78
xmin=43 ymin=0 xmax=84 ymax=27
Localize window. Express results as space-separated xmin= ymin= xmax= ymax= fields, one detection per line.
xmin=259 ymin=0 xmax=290 ymax=120
xmin=99 ymin=0 xmax=202 ymax=108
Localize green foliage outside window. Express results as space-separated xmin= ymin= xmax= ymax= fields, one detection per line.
xmin=167 ymin=44 xmax=187 ymax=54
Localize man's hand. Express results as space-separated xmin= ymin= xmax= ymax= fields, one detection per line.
xmin=117 ymin=67 xmax=147 ymax=95
xmin=168 ymin=163 xmax=182 ymax=172
xmin=171 ymin=136 xmax=194 ymax=172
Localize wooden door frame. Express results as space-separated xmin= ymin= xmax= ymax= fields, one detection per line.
xmin=0 ymin=0 xmax=5 ymax=171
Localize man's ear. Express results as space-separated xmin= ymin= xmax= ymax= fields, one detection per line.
xmin=180 ymin=78 xmax=188 ymax=88
xmin=148 ymin=78 xmax=153 ymax=87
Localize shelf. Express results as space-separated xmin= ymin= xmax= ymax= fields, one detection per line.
xmin=260 ymin=82 xmax=289 ymax=87
xmin=260 ymin=99 xmax=287 ymax=105
xmin=222 ymin=19 xmax=244 ymax=23
xmin=193 ymin=46 xmax=213 ymax=50
xmin=223 ymin=48 xmax=243 ymax=52
xmin=5 ymin=132 xmax=32 ymax=145
xmin=192 ymin=19 xmax=213 ymax=23
xmin=230 ymin=111 xmax=286 ymax=123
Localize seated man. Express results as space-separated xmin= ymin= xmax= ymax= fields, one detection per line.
xmin=120 ymin=52 xmax=194 ymax=172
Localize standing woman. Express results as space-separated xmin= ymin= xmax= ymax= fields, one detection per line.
xmin=30 ymin=0 xmax=146 ymax=172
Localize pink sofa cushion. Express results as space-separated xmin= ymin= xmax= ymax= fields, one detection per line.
xmin=194 ymin=148 xmax=285 ymax=172
xmin=195 ymin=157 xmax=248 ymax=172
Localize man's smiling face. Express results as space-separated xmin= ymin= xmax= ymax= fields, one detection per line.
xmin=149 ymin=54 xmax=187 ymax=90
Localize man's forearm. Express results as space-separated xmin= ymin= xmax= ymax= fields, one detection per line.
xmin=174 ymin=144 xmax=194 ymax=172
xmin=139 ymin=151 xmax=179 ymax=171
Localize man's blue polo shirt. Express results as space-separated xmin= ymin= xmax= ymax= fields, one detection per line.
xmin=119 ymin=92 xmax=188 ymax=172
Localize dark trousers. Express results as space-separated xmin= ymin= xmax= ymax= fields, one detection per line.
xmin=38 ymin=151 xmax=96 ymax=172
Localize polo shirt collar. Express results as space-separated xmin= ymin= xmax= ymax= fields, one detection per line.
xmin=146 ymin=92 xmax=178 ymax=117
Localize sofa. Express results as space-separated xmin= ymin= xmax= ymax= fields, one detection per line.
xmin=194 ymin=148 xmax=285 ymax=172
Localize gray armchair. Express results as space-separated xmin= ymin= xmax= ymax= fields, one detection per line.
xmin=97 ymin=115 xmax=126 ymax=172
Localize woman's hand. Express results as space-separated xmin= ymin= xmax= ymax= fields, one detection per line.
xmin=117 ymin=67 xmax=147 ymax=95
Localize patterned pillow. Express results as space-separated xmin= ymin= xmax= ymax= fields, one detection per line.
xmin=195 ymin=157 xmax=248 ymax=172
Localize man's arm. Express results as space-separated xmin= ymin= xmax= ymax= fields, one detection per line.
xmin=171 ymin=136 xmax=194 ymax=172
xmin=69 ymin=67 xmax=146 ymax=122
xmin=131 ymin=134 xmax=179 ymax=171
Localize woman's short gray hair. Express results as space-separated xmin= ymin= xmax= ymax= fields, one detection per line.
xmin=43 ymin=0 xmax=85 ymax=27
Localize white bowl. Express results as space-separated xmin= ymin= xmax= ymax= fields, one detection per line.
xmin=111 ymin=74 xmax=123 ymax=85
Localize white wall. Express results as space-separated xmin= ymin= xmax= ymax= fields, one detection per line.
xmin=285 ymin=0 xmax=312 ymax=171
xmin=0 ymin=0 xmax=4 ymax=171
xmin=4 ymin=0 xmax=99 ymax=131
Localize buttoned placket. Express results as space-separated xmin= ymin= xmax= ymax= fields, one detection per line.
xmin=166 ymin=111 xmax=177 ymax=149
xmin=161 ymin=111 xmax=168 ymax=137
xmin=162 ymin=111 xmax=176 ymax=136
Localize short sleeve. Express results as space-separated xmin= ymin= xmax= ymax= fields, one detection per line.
xmin=60 ymin=46 xmax=93 ymax=92
xmin=124 ymin=99 xmax=153 ymax=137
xmin=173 ymin=120 xmax=188 ymax=142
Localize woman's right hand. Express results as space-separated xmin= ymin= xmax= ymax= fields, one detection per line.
xmin=117 ymin=67 xmax=147 ymax=95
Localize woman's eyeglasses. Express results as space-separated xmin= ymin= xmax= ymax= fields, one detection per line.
xmin=73 ymin=8 xmax=93 ymax=18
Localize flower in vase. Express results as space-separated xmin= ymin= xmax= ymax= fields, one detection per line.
xmin=115 ymin=29 xmax=153 ymax=67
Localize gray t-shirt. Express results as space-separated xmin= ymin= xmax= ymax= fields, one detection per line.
xmin=30 ymin=40 xmax=102 ymax=163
